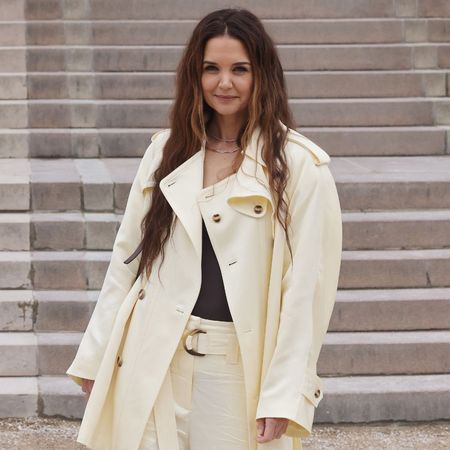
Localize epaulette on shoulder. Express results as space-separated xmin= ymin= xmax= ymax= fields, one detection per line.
xmin=151 ymin=128 xmax=170 ymax=142
xmin=287 ymin=129 xmax=330 ymax=166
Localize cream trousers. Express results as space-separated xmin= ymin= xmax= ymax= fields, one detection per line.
xmin=138 ymin=314 xmax=249 ymax=450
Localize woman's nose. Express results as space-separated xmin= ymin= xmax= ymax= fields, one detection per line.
xmin=218 ymin=74 xmax=233 ymax=89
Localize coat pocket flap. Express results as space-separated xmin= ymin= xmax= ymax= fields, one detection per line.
xmin=227 ymin=195 xmax=270 ymax=218
xmin=300 ymin=371 xmax=323 ymax=407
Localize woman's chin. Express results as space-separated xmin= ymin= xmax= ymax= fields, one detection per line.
xmin=210 ymin=105 xmax=246 ymax=117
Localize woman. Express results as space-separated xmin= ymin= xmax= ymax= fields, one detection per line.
xmin=67 ymin=7 xmax=342 ymax=450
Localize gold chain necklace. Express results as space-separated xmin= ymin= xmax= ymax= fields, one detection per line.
xmin=205 ymin=134 xmax=240 ymax=153
xmin=206 ymin=144 xmax=240 ymax=154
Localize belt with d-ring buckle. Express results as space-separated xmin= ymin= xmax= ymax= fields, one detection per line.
xmin=183 ymin=328 xmax=207 ymax=356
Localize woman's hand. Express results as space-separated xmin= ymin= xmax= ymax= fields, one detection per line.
xmin=256 ymin=417 xmax=289 ymax=443
xmin=81 ymin=378 xmax=95 ymax=399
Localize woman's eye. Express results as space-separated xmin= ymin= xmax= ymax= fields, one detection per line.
xmin=203 ymin=66 xmax=248 ymax=72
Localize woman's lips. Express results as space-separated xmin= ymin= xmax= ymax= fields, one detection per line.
xmin=214 ymin=95 xmax=237 ymax=102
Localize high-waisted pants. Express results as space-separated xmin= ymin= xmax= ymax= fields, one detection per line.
xmin=138 ymin=314 xmax=250 ymax=450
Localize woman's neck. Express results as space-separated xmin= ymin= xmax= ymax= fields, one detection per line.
xmin=207 ymin=115 xmax=245 ymax=140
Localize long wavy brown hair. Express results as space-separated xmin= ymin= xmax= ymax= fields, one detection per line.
xmin=133 ymin=8 xmax=297 ymax=281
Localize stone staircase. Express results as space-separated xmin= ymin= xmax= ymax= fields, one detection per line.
xmin=1 ymin=0 xmax=450 ymax=424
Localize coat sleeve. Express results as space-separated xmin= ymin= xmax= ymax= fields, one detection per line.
xmin=255 ymin=152 xmax=342 ymax=438
xmin=66 ymin=131 xmax=166 ymax=386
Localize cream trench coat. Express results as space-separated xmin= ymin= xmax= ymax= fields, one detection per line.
xmin=66 ymin=121 xmax=342 ymax=450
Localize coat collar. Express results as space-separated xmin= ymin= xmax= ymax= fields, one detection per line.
xmin=156 ymin=125 xmax=274 ymax=261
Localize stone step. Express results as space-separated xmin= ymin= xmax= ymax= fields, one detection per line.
xmin=0 ymin=74 xmax=26 ymax=99
xmin=1 ymin=70 xmax=446 ymax=100
xmin=22 ymin=0 xmax=450 ymax=20
xmin=2 ymin=97 xmax=450 ymax=129
xmin=0 ymin=48 xmax=26 ymax=72
xmin=0 ymin=290 xmax=34 ymax=331
xmin=0 ymin=329 xmax=448 ymax=376
xmin=2 ymin=373 xmax=450 ymax=421
xmin=332 ymin=155 xmax=450 ymax=210
xmin=319 ymin=330 xmax=450 ymax=376
xmin=0 ymin=376 xmax=83 ymax=419
xmin=3 ymin=246 xmax=450 ymax=292
xmin=0 ymin=290 xmax=97 ymax=332
xmin=0 ymin=157 xmax=125 ymax=211
xmin=31 ymin=212 xmax=119 ymax=250
xmin=317 ymin=373 xmax=450 ymax=424
xmin=29 ymin=157 xmax=138 ymax=211
xmin=333 ymin=288 xmax=450 ymax=331
xmin=38 ymin=375 xmax=85 ymax=419
xmin=0 ymin=332 xmax=37 ymax=376
xmin=0 ymin=332 xmax=79 ymax=376
xmin=0 ymin=0 xmax=25 ymax=21
xmin=19 ymin=0 xmax=418 ymax=20
xmin=2 ymin=156 xmax=450 ymax=212
xmin=1 ymin=251 xmax=96 ymax=288
xmin=0 ymin=158 xmax=29 ymax=210
xmin=342 ymin=209 xmax=450 ymax=250
xmin=3 ymin=208 xmax=450 ymax=251
xmin=2 ymin=18 xmax=449 ymax=46
xmin=340 ymin=248 xmax=450 ymax=289
xmin=2 ymin=287 xmax=449 ymax=333
xmin=1 ymin=126 xmax=447 ymax=159
xmin=1 ymin=44 xmax=448 ymax=73
xmin=0 ymin=251 xmax=109 ymax=289
xmin=0 ymin=213 xmax=29 ymax=250
xmin=37 ymin=332 xmax=82 ymax=376
xmin=42 ymin=293 xmax=91 ymax=332
xmin=0 ymin=212 xmax=120 ymax=251
xmin=0 ymin=377 xmax=38 ymax=418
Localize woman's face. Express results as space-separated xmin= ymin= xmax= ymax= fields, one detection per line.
xmin=201 ymin=35 xmax=253 ymax=120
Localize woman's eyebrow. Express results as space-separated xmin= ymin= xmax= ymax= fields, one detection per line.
xmin=203 ymin=60 xmax=251 ymax=65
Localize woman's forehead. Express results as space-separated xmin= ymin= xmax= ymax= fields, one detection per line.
xmin=203 ymin=36 xmax=249 ymax=60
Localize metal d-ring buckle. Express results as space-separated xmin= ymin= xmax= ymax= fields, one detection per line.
xmin=183 ymin=328 xmax=207 ymax=356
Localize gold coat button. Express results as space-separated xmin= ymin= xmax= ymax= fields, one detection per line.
xmin=314 ymin=389 xmax=321 ymax=398
xmin=138 ymin=288 xmax=145 ymax=300
xmin=117 ymin=356 xmax=123 ymax=367
xmin=212 ymin=213 xmax=221 ymax=222
xmin=254 ymin=204 xmax=263 ymax=214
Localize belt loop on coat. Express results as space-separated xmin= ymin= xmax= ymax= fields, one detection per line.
xmin=153 ymin=368 xmax=180 ymax=450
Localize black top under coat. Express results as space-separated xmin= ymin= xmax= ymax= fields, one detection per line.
xmin=191 ymin=218 xmax=233 ymax=322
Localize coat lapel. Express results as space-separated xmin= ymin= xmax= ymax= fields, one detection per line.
xmin=159 ymin=144 xmax=206 ymax=261
xmin=158 ymin=125 xmax=275 ymax=261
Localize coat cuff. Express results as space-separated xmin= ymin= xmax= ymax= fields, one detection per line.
xmin=255 ymin=370 xmax=324 ymax=438
xmin=66 ymin=360 xmax=97 ymax=387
